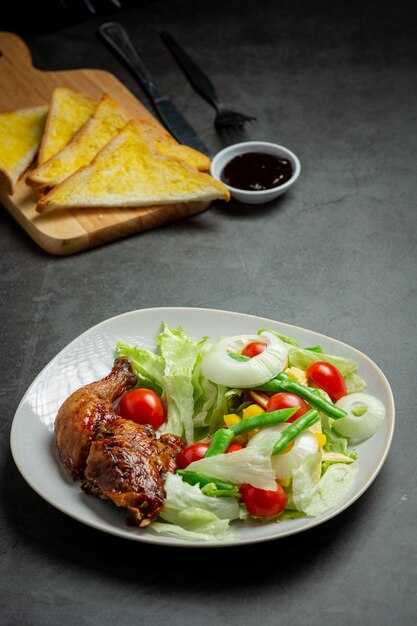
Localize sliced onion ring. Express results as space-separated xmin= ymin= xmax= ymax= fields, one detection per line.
xmin=200 ymin=331 xmax=288 ymax=388
xmin=333 ymin=392 xmax=385 ymax=443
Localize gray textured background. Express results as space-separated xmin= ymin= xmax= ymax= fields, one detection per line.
xmin=1 ymin=1 xmax=416 ymax=624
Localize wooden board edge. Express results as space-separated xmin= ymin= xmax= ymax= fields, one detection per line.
xmin=1 ymin=194 xmax=211 ymax=255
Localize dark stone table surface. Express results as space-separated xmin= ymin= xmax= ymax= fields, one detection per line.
xmin=1 ymin=1 xmax=416 ymax=624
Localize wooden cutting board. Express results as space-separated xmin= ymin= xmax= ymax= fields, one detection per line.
xmin=0 ymin=32 xmax=211 ymax=255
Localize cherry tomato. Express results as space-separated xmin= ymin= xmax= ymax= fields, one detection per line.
xmin=226 ymin=442 xmax=243 ymax=453
xmin=266 ymin=392 xmax=309 ymax=422
xmin=176 ymin=442 xmax=210 ymax=469
xmin=241 ymin=341 xmax=267 ymax=358
xmin=117 ymin=388 xmax=167 ymax=429
xmin=240 ymin=481 xmax=287 ymax=517
xmin=305 ymin=361 xmax=347 ymax=401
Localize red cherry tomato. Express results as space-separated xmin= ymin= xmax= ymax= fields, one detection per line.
xmin=305 ymin=361 xmax=347 ymax=401
xmin=117 ymin=388 xmax=167 ymax=429
xmin=240 ymin=481 xmax=287 ymax=518
xmin=266 ymin=392 xmax=310 ymax=423
xmin=176 ymin=442 xmax=210 ymax=469
xmin=226 ymin=442 xmax=243 ymax=453
xmin=241 ymin=341 xmax=267 ymax=358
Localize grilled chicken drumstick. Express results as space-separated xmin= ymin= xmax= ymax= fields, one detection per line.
xmin=55 ymin=356 xmax=185 ymax=527
xmin=55 ymin=356 xmax=137 ymax=478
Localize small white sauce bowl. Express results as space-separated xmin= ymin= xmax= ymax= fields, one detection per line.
xmin=210 ymin=140 xmax=301 ymax=204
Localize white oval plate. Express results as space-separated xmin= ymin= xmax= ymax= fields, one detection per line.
xmin=10 ymin=308 xmax=395 ymax=548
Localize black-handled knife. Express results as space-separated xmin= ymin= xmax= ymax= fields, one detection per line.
xmin=98 ymin=22 xmax=210 ymax=155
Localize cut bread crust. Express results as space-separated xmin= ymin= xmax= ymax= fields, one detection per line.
xmin=36 ymin=120 xmax=229 ymax=213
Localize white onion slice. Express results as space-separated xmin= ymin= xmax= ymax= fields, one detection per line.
xmin=333 ymin=392 xmax=385 ymax=443
xmin=200 ymin=331 xmax=288 ymax=388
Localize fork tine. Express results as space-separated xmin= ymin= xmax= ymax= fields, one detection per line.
xmin=160 ymin=31 xmax=256 ymax=128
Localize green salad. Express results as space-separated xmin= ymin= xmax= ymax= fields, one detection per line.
xmin=117 ymin=323 xmax=385 ymax=541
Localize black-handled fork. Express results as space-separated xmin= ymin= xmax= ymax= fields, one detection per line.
xmin=160 ymin=31 xmax=256 ymax=128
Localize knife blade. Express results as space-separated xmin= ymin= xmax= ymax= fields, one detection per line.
xmin=98 ymin=22 xmax=211 ymax=156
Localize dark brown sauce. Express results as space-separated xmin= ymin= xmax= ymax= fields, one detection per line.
xmin=221 ymin=152 xmax=293 ymax=191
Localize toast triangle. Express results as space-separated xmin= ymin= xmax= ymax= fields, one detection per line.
xmin=27 ymin=94 xmax=131 ymax=190
xmin=38 ymin=87 xmax=97 ymax=165
xmin=0 ymin=105 xmax=48 ymax=194
xmin=28 ymin=93 xmax=211 ymax=191
xmin=36 ymin=120 xmax=229 ymax=213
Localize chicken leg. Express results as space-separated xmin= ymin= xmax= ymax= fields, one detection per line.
xmin=54 ymin=356 xmax=185 ymax=527
xmin=55 ymin=356 xmax=137 ymax=478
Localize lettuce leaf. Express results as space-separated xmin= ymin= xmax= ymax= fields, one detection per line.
xmin=152 ymin=473 xmax=239 ymax=540
xmin=292 ymin=453 xmax=358 ymax=516
xmin=187 ymin=438 xmax=277 ymax=490
xmin=116 ymin=341 xmax=165 ymax=395
xmin=258 ymin=327 xmax=301 ymax=347
xmin=288 ymin=345 xmax=358 ymax=377
xmin=149 ymin=521 xmax=231 ymax=541
xmin=345 ymin=372 xmax=366 ymax=394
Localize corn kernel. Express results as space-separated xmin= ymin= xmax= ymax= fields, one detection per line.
xmin=315 ymin=433 xmax=327 ymax=449
xmin=278 ymin=477 xmax=291 ymax=487
xmin=285 ymin=366 xmax=308 ymax=386
xmin=224 ymin=413 xmax=242 ymax=428
xmin=242 ymin=404 xmax=265 ymax=420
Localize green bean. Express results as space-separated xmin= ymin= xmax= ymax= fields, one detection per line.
xmin=272 ymin=409 xmax=319 ymax=455
xmin=255 ymin=378 xmax=284 ymax=393
xmin=255 ymin=372 xmax=347 ymax=420
xmin=177 ymin=470 xmax=236 ymax=491
xmin=229 ymin=408 xmax=297 ymax=436
xmin=279 ymin=379 xmax=347 ymax=419
xmin=204 ymin=428 xmax=234 ymax=457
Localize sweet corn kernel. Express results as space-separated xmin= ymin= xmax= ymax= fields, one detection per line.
xmin=285 ymin=366 xmax=308 ymax=386
xmin=315 ymin=433 xmax=327 ymax=449
xmin=224 ymin=413 xmax=242 ymax=428
xmin=242 ymin=404 xmax=265 ymax=420
xmin=278 ymin=477 xmax=291 ymax=487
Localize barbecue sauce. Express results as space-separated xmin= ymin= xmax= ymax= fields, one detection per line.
xmin=221 ymin=152 xmax=293 ymax=191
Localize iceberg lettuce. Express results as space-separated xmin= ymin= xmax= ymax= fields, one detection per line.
xmin=187 ymin=438 xmax=277 ymax=490
xmin=292 ymin=453 xmax=358 ymax=516
xmin=150 ymin=473 xmax=239 ymax=540
xmin=149 ymin=521 xmax=230 ymax=542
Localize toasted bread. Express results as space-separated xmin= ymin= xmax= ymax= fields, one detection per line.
xmin=133 ymin=117 xmax=211 ymax=171
xmin=0 ymin=105 xmax=48 ymax=194
xmin=27 ymin=94 xmax=131 ymax=190
xmin=38 ymin=87 xmax=97 ymax=165
xmin=28 ymin=93 xmax=211 ymax=191
xmin=36 ymin=120 xmax=229 ymax=213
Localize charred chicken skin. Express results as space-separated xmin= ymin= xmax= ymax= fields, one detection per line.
xmin=54 ymin=357 xmax=184 ymax=526
xmin=83 ymin=420 xmax=184 ymax=526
